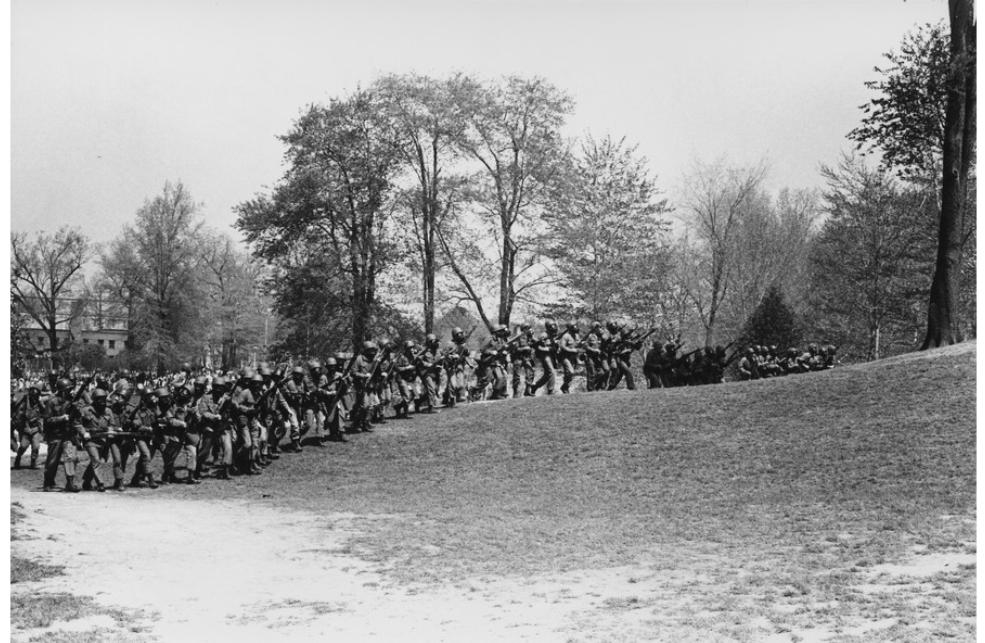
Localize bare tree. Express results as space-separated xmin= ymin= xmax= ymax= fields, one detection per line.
xmin=11 ymin=226 xmax=92 ymax=361
xmin=678 ymin=157 xmax=769 ymax=345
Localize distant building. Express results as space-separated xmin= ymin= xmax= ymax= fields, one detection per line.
xmin=17 ymin=292 xmax=129 ymax=358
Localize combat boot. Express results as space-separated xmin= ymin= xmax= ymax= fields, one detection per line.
xmin=64 ymin=476 xmax=81 ymax=493
xmin=95 ymin=482 xmax=106 ymax=492
xmin=215 ymin=467 xmax=230 ymax=480
xmin=112 ymin=479 xmax=126 ymax=492
xmin=29 ymin=458 xmax=38 ymax=470
xmin=13 ymin=454 xmax=22 ymax=469
xmin=186 ymin=474 xmax=201 ymax=485
xmin=146 ymin=474 xmax=159 ymax=489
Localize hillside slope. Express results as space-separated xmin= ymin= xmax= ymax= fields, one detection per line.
xmin=188 ymin=341 xmax=976 ymax=581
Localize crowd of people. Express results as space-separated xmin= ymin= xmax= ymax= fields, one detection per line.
xmin=11 ymin=320 xmax=837 ymax=493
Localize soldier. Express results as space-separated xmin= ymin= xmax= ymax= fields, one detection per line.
xmin=257 ymin=367 xmax=291 ymax=461
xmin=230 ymin=372 xmax=261 ymax=475
xmin=157 ymin=386 xmax=193 ymax=485
xmin=370 ymin=341 xmax=394 ymax=424
xmin=822 ymin=344 xmax=838 ymax=369
xmin=13 ymin=383 xmax=44 ymax=470
xmin=475 ymin=324 xmax=511 ymax=400
xmin=557 ymin=323 xmax=581 ymax=394
xmin=445 ymin=328 xmax=471 ymax=406
xmin=737 ymin=348 xmax=759 ymax=380
xmin=126 ymin=390 xmax=159 ymax=488
xmin=302 ymin=360 xmax=326 ymax=444
xmin=320 ymin=357 xmax=348 ymax=442
xmin=350 ymin=341 xmax=379 ymax=432
xmin=416 ymin=333 xmax=443 ymax=413
xmin=643 ymin=342 xmax=663 ymax=389
xmin=76 ymin=388 xmax=123 ymax=492
xmin=530 ymin=321 xmax=559 ymax=396
xmin=583 ymin=322 xmax=610 ymax=392
xmin=510 ymin=324 xmax=536 ymax=398
xmin=42 ymin=377 xmax=81 ymax=492
xmin=608 ymin=325 xmax=638 ymax=391
xmin=193 ymin=375 xmax=231 ymax=479
xmin=393 ymin=340 xmax=419 ymax=418
xmin=282 ymin=367 xmax=308 ymax=452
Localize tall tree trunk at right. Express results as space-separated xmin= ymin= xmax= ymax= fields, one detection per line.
xmin=922 ymin=0 xmax=975 ymax=350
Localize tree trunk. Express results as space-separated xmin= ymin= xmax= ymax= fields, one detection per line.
xmin=922 ymin=0 xmax=975 ymax=349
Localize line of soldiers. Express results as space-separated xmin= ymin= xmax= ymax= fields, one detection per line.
xmin=11 ymin=323 xmax=838 ymax=492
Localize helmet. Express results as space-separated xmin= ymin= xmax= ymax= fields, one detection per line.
xmin=565 ymin=322 xmax=577 ymax=331
xmin=91 ymin=388 xmax=109 ymax=401
xmin=181 ymin=362 xmax=192 ymax=372
xmin=665 ymin=342 xmax=676 ymax=351
xmin=715 ymin=345 xmax=725 ymax=354
xmin=308 ymin=359 xmax=322 ymax=370
xmin=808 ymin=343 xmax=819 ymax=354
xmin=451 ymin=326 xmax=464 ymax=336
xmin=705 ymin=346 xmax=714 ymax=356
xmin=154 ymin=387 xmax=171 ymax=400
xmin=194 ymin=376 xmax=208 ymax=386
xmin=826 ymin=344 xmax=837 ymax=354
xmin=491 ymin=323 xmax=507 ymax=335
xmin=259 ymin=366 xmax=273 ymax=377
xmin=291 ymin=366 xmax=305 ymax=376
xmin=363 ymin=341 xmax=378 ymax=352
xmin=425 ymin=333 xmax=438 ymax=344
xmin=520 ymin=323 xmax=531 ymax=332
xmin=258 ymin=361 xmax=270 ymax=371
xmin=592 ymin=321 xmax=601 ymax=329
xmin=56 ymin=378 xmax=74 ymax=393
xmin=545 ymin=320 xmax=558 ymax=332
xmin=176 ymin=384 xmax=193 ymax=398
xmin=404 ymin=340 xmax=416 ymax=350
xmin=241 ymin=367 xmax=256 ymax=380
xmin=788 ymin=348 xmax=798 ymax=356
xmin=28 ymin=382 xmax=42 ymax=393
xmin=212 ymin=377 xmax=227 ymax=389
xmin=250 ymin=374 xmax=265 ymax=384
xmin=745 ymin=347 xmax=755 ymax=355
xmin=324 ymin=357 xmax=338 ymax=368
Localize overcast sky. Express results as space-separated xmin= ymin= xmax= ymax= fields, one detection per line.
xmin=10 ymin=0 xmax=948 ymax=247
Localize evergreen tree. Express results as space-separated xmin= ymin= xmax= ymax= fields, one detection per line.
xmin=740 ymin=285 xmax=801 ymax=350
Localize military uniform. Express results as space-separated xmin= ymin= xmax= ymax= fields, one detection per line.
xmin=557 ymin=326 xmax=581 ymax=394
xmin=510 ymin=327 xmax=535 ymax=398
xmin=530 ymin=323 xmax=558 ymax=395
xmin=42 ymin=382 xmax=81 ymax=492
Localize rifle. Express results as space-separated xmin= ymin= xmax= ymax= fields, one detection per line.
xmin=476 ymin=334 xmax=523 ymax=369
xmin=323 ymin=354 xmax=359 ymax=415
xmin=673 ymin=347 xmax=702 ymax=367
xmin=368 ymin=345 xmax=394 ymax=384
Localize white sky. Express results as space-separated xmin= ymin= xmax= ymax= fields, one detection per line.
xmin=10 ymin=0 xmax=949 ymax=247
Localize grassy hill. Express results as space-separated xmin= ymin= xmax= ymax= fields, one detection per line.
xmin=11 ymin=342 xmax=975 ymax=640
xmin=159 ymin=342 xmax=976 ymax=584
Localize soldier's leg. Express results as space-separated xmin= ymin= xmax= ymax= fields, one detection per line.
xmin=490 ymin=365 xmax=508 ymax=399
xmin=161 ymin=439 xmax=182 ymax=483
xmin=424 ymin=374 xmax=440 ymax=411
xmin=584 ymin=359 xmax=596 ymax=392
xmin=621 ymin=357 xmax=636 ymax=390
xmin=249 ymin=419 xmax=263 ymax=469
xmin=42 ymin=438 xmax=65 ymax=490
xmin=106 ymin=443 xmax=125 ymax=490
xmin=560 ymin=358 xmax=575 ymax=394
xmin=183 ymin=432 xmax=201 ymax=483
xmin=196 ymin=431 xmax=213 ymax=476
xmin=15 ymin=429 xmax=32 ymax=469
xmin=61 ymin=440 xmax=80 ymax=492
xmin=215 ymin=428 xmax=234 ymax=479
xmin=607 ymin=357 xmax=623 ymax=390
xmin=81 ymin=441 xmax=105 ymax=490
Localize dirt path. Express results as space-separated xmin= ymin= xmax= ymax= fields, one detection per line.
xmin=11 ymin=486 xmax=678 ymax=642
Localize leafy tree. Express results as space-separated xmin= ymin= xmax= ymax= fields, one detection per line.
xmin=923 ymin=0 xmax=975 ymax=348
xmin=544 ymin=134 xmax=672 ymax=324
xmin=848 ymin=21 xmax=950 ymax=186
xmin=808 ymin=155 xmax=935 ymax=360
xmin=101 ymin=181 xmax=206 ymax=373
xmin=739 ymin=284 xmax=801 ymax=351
xmin=373 ymin=73 xmax=468 ymax=334
xmin=237 ymin=91 xmax=403 ymax=350
xmin=448 ymin=76 xmax=574 ymax=327
xmin=10 ymin=226 xmax=92 ymax=362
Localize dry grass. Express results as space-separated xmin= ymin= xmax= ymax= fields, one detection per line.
xmin=10 ymin=342 xmax=975 ymax=641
